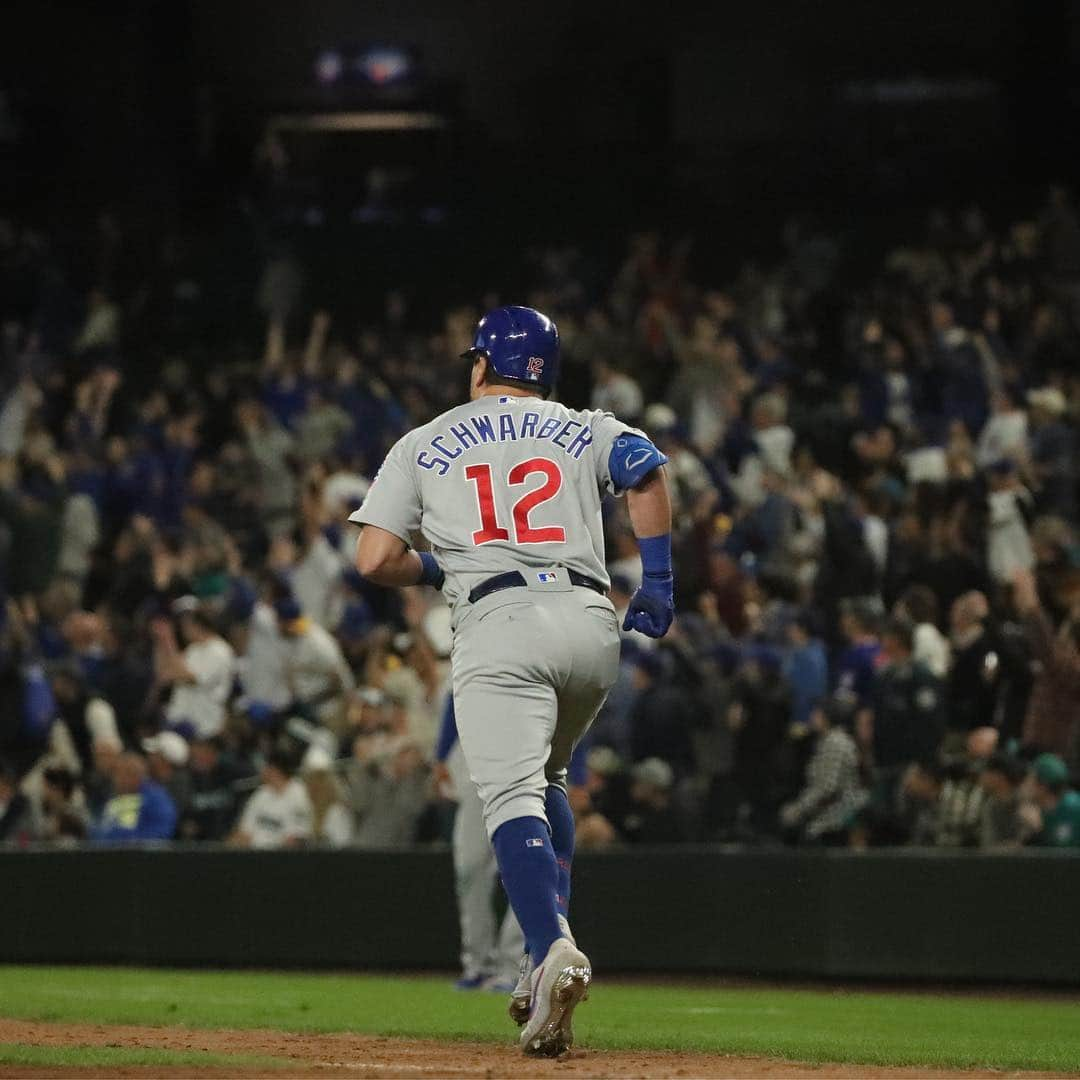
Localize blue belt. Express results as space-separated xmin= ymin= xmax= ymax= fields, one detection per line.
xmin=468 ymin=570 xmax=606 ymax=604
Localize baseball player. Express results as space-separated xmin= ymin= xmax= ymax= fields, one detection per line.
xmin=434 ymin=695 xmax=525 ymax=991
xmin=352 ymin=305 xmax=673 ymax=1056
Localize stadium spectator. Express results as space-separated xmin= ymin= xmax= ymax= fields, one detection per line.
xmin=833 ymin=597 xmax=882 ymax=710
xmin=779 ymin=699 xmax=866 ymax=845
xmin=1012 ymin=569 xmax=1080 ymax=762
xmin=975 ymin=389 xmax=1028 ymax=471
xmin=782 ymin=611 xmax=828 ymax=731
xmin=726 ymin=647 xmax=791 ymax=833
xmin=730 ymin=393 xmax=794 ymax=510
xmin=142 ymin=731 xmax=192 ymax=821
xmin=179 ymin=735 xmax=252 ymax=841
xmin=616 ymin=757 xmax=684 ymax=844
xmin=947 ymin=591 xmax=1000 ymax=734
xmin=275 ymin=594 xmax=354 ymax=735
xmin=1025 ymin=387 xmax=1076 ymax=520
xmin=590 ymin=359 xmax=643 ymax=422
xmin=0 ymin=764 xmax=38 ymax=845
xmin=977 ymin=753 xmax=1030 ymax=848
xmin=230 ymin=751 xmax=313 ymax=850
xmin=235 ymin=399 xmax=297 ymax=536
xmin=894 ymin=760 xmax=947 ymax=846
xmin=47 ymin=661 xmax=119 ymax=776
xmin=154 ymin=605 xmax=235 ymax=741
xmin=234 ymin=599 xmax=292 ymax=721
xmin=31 ymin=766 xmax=89 ymax=847
xmin=84 ymin=731 xmax=122 ymax=820
xmin=895 ymin=585 xmax=951 ymax=680
xmin=1028 ymin=753 xmax=1080 ymax=847
xmin=577 ymin=746 xmax=632 ymax=845
xmin=863 ymin=616 xmax=945 ymax=784
xmin=344 ymin=738 xmax=430 ymax=847
xmin=985 ymin=460 xmax=1035 ymax=587
xmin=932 ymin=730 xmax=995 ymax=847
xmin=301 ymin=746 xmax=353 ymax=848
xmin=6 ymin=183 xmax=1080 ymax=851
xmin=629 ymin=651 xmax=696 ymax=778
xmin=92 ymin=752 xmax=177 ymax=844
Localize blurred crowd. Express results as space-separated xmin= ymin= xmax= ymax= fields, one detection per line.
xmin=3 ymin=187 xmax=1080 ymax=852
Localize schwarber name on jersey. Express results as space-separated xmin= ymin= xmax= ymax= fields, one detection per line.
xmin=416 ymin=408 xmax=594 ymax=477
xmin=350 ymin=396 xmax=646 ymax=610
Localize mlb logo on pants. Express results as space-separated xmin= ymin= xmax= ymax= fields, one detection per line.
xmin=525 ymin=838 xmax=544 ymax=848
xmin=537 ymin=572 xmax=558 ymax=583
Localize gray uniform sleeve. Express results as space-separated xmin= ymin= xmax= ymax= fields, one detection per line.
xmin=588 ymin=410 xmax=652 ymax=496
xmin=348 ymin=438 xmax=421 ymax=544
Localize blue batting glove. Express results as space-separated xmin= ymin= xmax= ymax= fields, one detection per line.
xmin=623 ymin=573 xmax=674 ymax=638
xmin=418 ymin=552 xmax=445 ymax=590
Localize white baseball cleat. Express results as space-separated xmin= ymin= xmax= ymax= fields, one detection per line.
xmin=518 ymin=937 xmax=591 ymax=1057
xmin=508 ymin=915 xmax=574 ymax=1027
xmin=508 ymin=950 xmax=533 ymax=1027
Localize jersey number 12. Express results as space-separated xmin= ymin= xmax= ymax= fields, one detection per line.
xmin=465 ymin=458 xmax=566 ymax=545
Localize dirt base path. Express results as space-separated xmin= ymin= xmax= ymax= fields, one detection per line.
xmin=0 ymin=1019 xmax=1062 ymax=1079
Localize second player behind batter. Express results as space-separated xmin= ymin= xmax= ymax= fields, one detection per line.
xmin=352 ymin=305 xmax=674 ymax=1056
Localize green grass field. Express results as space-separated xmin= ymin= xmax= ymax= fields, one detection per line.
xmin=0 ymin=1043 xmax=291 ymax=1071
xmin=0 ymin=965 xmax=1077 ymax=1073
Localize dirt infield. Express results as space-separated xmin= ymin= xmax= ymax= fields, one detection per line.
xmin=0 ymin=1019 xmax=1063 ymax=1079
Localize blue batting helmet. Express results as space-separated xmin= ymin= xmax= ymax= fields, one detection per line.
xmin=461 ymin=305 xmax=560 ymax=391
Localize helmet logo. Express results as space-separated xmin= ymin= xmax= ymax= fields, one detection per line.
xmin=526 ymin=356 xmax=545 ymax=375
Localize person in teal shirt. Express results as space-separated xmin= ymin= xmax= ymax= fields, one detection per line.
xmin=1031 ymin=753 xmax=1080 ymax=848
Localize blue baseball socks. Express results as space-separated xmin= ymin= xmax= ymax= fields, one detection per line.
xmin=544 ymin=785 xmax=575 ymax=918
xmin=492 ymin=816 xmax=562 ymax=966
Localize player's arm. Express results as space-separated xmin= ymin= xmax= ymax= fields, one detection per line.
xmin=626 ymin=464 xmax=672 ymax=543
xmin=355 ymin=525 xmax=444 ymax=589
xmin=623 ymin=465 xmax=675 ymax=638
xmin=607 ymin=432 xmax=674 ymax=639
xmin=350 ymin=441 xmax=442 ymax=590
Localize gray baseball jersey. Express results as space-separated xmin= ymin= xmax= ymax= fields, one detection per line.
xmin=350 ymin=395 xmax=642 ymax=611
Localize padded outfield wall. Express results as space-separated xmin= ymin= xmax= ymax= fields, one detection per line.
xmin=2 ymin=848 xmax=1077 ymax=984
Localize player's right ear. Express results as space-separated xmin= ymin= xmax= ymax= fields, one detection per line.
xmin=469 ymin=355 xmax=488 ymax=398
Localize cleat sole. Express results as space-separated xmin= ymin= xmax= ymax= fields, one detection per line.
xmin=522 ymin=965 xmax=591 ymax=1057
xmin=508 ymin=993 xmax=530 ymax=1027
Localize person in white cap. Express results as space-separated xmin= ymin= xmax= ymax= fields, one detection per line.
xmin=1026 ymin=386 xmax=1076 ymax=519
xmin=142 ymin=731 xmax=192 ymax=818
xmin=300 ymin=745 xmax=353 ymax=848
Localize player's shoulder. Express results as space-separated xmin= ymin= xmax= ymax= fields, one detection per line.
xmin=410 ymin=400 xmax=479 ymax=439
xmin=383 ymin=405 xmax=468 ymax=457
xmin=549 ymin=400 xmax=594 ymax=423
xmin=570 ymin=405 xmax=648 ymax=442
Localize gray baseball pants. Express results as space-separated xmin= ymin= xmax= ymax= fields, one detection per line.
xmin=451 ymin=574 xmax=621 ymax=839
xmin=447 ymin=742 xmax=525 ymax=980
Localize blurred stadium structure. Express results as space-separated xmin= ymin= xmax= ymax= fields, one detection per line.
xmin=3 ymin=0 xmax=1080 ymax=982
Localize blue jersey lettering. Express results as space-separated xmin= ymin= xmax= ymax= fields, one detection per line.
xmin=498 ymin=413 xmax=518 ymax=441
xmin=431 ymin=434 xmax=462 ymax=460
xmin=471 ymin=415 xmax=497 ymax=443
xmin=553 ymin=420 xmax=579 ymax=448
xmin=417 ymin=451 xmax=450 ymax=476
xmin=567 ymin=425 xmax=593 ymax=458
xmin=450 ymin=422 xmax=479 ymax=449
